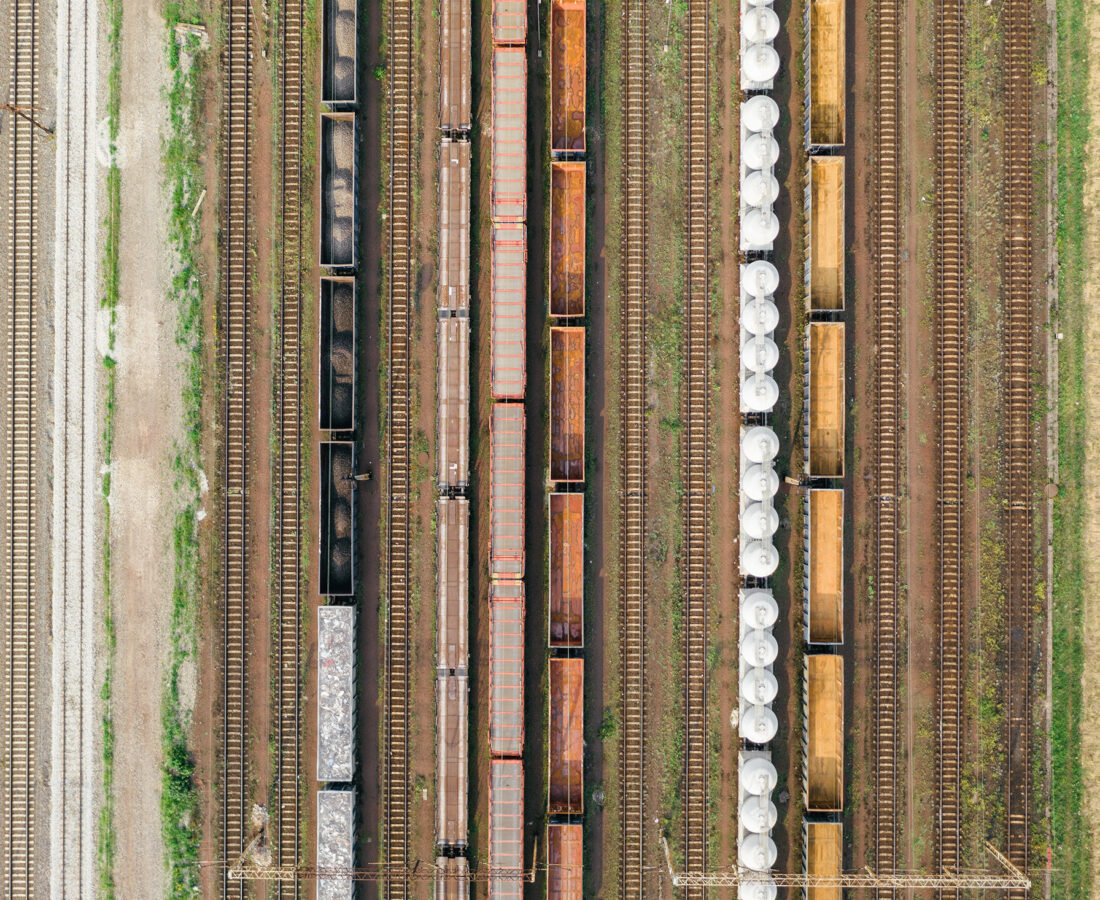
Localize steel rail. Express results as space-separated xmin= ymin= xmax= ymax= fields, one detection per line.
xmin=682 ymin=0 xmax=710 ymax=891
xmin=872 ymin=0 xmax=901 ymax=890
xmin=384 ymin=0 xmax=414 ymax=890
xmin=619 ymin=0 xmax=647 ymax=891
xmin=4 ymin=0 xmax=40 ymax=890
xmin=221 ymin=0 xmax=252 ymax=891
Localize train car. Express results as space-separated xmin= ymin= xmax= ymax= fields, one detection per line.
xmin=317 ymin=606 xmax=355 ymax=782
xmin=436 ymin=674 xmax=469 ymax=847
xmin=548 ymin=658 xmax=583 ymax=815
xmin=804 ymin=489 xmax=843 ymax=646
xmin=549 ymin=161 xmax=586 ymax=317
xmin=317 ymin=789 xmax=354 ymax=900
xmin=491 ymin=224 xmax=526 ymax=400
xmin=322 ymin=0 xmax=356 ymax=106
xmin=491 ymin=47 xmax=527 ymax=222
xmin=439 ymin=140 xmax=471 ymax=313
xmin=549 ymin=327 xmax=585 ymax=482
xmin=440 ymin=0 xmax=472 ymax=130
xmin=437 ymin=497 xmax=469 ymax=673
xmin=805 ymin=156 xmax=845 ymax=311
xmin=320 ymin=112 xmax=357 ymax=269
xmin=548 ymin=493 xmax=583 ymax=648
xmin=804 ymin=322 xmax=845 ymax=478
xmin=434 ymin=857 xmax=471 ymax=900
xmin=489 ymin=596 xmax=524 ymax=757
xmin=490 ymin=404 xmax=525 ymax=577
xmin=547 ymin=824 xmax=583 ymax=900
xmin=320 ymin=277 xmax=356 ymax=432
xmin=492 ymin=0 xmax=526 ymax=45
xmin=320 ymin=441 xmax=355 ymax=596
xmin=550 ymin=0 xmax=586 ymax=153
xmin=803 ymin=653 xmax=844 ymax=814
xmin=438 ymin=317 xmax=470 ymax=491
xmin=489 ymin=759 xmax=524 ymax=900
xmin=804 ymin=0 xmax=846 ymax=150
xmin=803 ymin=821 xmax=842 ymax=900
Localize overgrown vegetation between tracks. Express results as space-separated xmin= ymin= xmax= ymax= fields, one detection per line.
xmin=1050 ymin=0 xmax=1090 ymax=891
xmin=158 ymin=5 xmax=208 ymax=893
xmin=96 ymin=0 xmax=124 ymax=891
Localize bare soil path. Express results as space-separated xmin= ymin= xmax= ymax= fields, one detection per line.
xmin=108 ymin=3 xmax=182 ymax=893
xmin=1077 ymin=0 xmax=1100 ymax=888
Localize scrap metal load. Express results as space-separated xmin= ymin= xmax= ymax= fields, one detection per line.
xmin=317 ymin=790 xmax=355 ymax=900
xmin=550 ymin=0 xmax=586 ymax=153
xmin=804 ymin=0 xmax=846 ymax=149
xmin=322 ymin=0 xmax=356 ymax=105
xmin=549 ymin=327 xmax=585 ymax=482
xmin=547 ymin=824 xmax=583 ymax=900
xmin=319 ymin=442 xmax=355 ymax=596
xmin=545 ymin=0 xmax=587 ymax=878
xmin=549 ymin=493 xmax=584 ymax=647
xmin=550 ymin=162 xmax=586 ymax=316
xmin=320 ymin=113 xmax=357 ymax=268
xmin=320 ymin=278 xmax=356 ymax=431
xmin=317 ymin=606 xmax=356 ymax=782
xmin=548 ymin=659 xmax=584 ymax=815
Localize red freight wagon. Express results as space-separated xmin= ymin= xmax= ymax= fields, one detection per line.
xmin=548 ymin=658 xmax=583 ymax=815
xmin=489 ymin=597 xmax=524 ymax=757
xmin=492 ymin=47 xmax=527 ymax=222
xmin=549 ymin=327 xmax=585 ymax=482
xmin=548 ymin=493 xmax=583 ymax=647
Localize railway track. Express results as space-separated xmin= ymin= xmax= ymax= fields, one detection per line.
xmin=619 ymin=0 xmax=647 ymax=890
xmin=872 ymin=0 xmax=900 ymax=889
xmin=4 ymin=0 xmax=40 ymax=892
xmin=934 ymin=0 xmax=965 ymax=886
xmin=1001 ymin=0 xmax=1033 ymax=892
xmin=221 ymin=0 xmax=252 ymax=890
xmin=275 ymin=0 xmax=304 ymax=892
xmin=682 ymin=0 xmax=709 ymax=890
xmin=384 ymin=0 xmax=414 ymax=889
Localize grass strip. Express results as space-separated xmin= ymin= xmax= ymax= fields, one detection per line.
xmin=1050 ymin=0 xmax=1090 ymax=892
xmin=95 ymin=0 xmax=123 ymax=890
xmin=159 ymin=2 xmax=208 ymax=894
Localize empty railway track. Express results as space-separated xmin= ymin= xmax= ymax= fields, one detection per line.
xmin=221 ymin=0 xmax=252 ymax=891
xmin=682 ymin=0 xmax=709 ymax=890
xmin=274 ymin=0 xmax=304 ymax=892
xmin=934 ymin=0 xmax=965 ymax=886
xmin=4 ymin=0 xmax=40 ymax=893
xmin=619 ymin=0 xmax=647 ymax=892
xmin=384 ymin=0 xmax=414 ymax=891
xmin=1001 ymin=0 xmax=1033 ymax=893
xmin=872 ymin=0 xmax=900 ymax=889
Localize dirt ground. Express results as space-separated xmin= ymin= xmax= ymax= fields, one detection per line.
xmin=107 ymin=2 xmax=184 ymax=894
xmin=1078 ymin=0 xmax=1100 ymax=887
xmin=712 ymin=0 xmax=741 ymax=886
